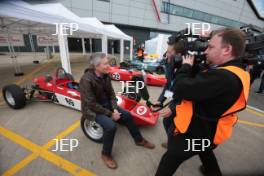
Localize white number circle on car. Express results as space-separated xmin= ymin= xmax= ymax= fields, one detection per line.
xmin=136 ymin=106 xmax=147 ymax=115
xmin=112 ymin=72 xmax=120 ymax=80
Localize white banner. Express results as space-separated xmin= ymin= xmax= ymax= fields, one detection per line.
xmin=37 ymin=35 xmax=58 ymax=46
xmin=0 ymin=34 xmax=25 ymax=46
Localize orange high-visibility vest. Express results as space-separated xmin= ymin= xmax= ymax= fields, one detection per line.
xmin=137 ymin=48 xmax=143 ymax=57
xmin=173 ymin=66 xmax=250 ymax=145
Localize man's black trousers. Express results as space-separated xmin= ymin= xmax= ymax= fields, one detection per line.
xmin=157 ymin=118 xmax=222 ymax=176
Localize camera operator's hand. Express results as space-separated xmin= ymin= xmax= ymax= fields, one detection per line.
xmin=152 ymin=101 xmax=162 ymax=106
xmin=151 ymin=101 xmax=162 ymax=111
xmin=159 ymin=107 xmax=172 ymax=118
xmin=182 ymin=55 xmax=194 ymax=66
xmin=111 ymin=109 xmax=121 ymax=121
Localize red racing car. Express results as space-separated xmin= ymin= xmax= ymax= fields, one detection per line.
xmin=2 ymin=68 xmax=160 ymax=142
xmin=109 ymin=66 xmax=167 ymax=87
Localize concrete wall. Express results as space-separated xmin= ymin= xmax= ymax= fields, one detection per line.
xmin=61 ymin=0 xmax=264 ymax=32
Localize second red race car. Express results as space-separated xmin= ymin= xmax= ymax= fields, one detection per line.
xmin=108 ymin=65 xmax=167 ymax=87
xmin=2 ymin=67 xmax=161 ymax=142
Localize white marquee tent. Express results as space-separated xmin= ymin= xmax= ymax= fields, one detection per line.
xmin=145 ymin=34 xmax=170 ymax=59
xmin=0 ymin=0 xmax=133 ymax=73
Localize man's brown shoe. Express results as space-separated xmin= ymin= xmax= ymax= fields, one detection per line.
xmin=101 ymin=154 xmax=118 ymax=169
xmin=136 ymin=139 xmax=155 ymax=149
xmin=161 ymin=142 xmax=167 ymax=149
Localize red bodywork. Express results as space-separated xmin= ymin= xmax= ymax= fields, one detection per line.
xmin=33 ymin=71 xmax=80 ymax=101
xmin=116 ymin=96 xmax=159 ymax=126
xmin=109 ymin=66 xmax=167 ymax=87
xmin=32 ymin=68 xmax=159 ymax=126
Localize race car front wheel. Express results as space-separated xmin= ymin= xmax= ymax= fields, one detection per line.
xmin=2 ymin=84 xmax=26 ymax=109
xmin=81 ymin=116 xmax=103 ymax=143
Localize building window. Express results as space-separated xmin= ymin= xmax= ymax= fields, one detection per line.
xmin=161 ymin=1 xmax=246 ymax=27
xmin=248 ymin=0 xmax=264 ymax=20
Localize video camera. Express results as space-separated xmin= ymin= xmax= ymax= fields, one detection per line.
xmin=168 ymin=25 xmax=264 ymax=69
xmin=240 ymin=25 xmax=264 ymax=67
xmin=168 ymin=28 xmax=209 ymax=69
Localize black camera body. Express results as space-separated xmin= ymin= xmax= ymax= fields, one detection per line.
xmin=168 ymin=25 xmax=264 ymax=69
xmin=240 ymin=25 xmax=264 ymax=67
xmin=168 ymin=28 xmax=209 ymax=69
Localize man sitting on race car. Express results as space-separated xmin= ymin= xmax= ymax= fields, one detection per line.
xmin=80 ymin=53 xmax=155 ymax=169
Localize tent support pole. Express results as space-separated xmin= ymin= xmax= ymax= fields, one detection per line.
xmin=120 ymin=39 xmax=124 ymax=62
xmin=101 ymin=35 xmax=107 ymax=55
xmin=82 ymin=37 xmax=85 ymax=55
xmin=57 ymin=25 xmax=71 ymax=74
xmin=52 ymin=45 xmax=55 ymax=53
xmin=130 ymin=39 xmax=133 ymax=61
xmin=29 ymin=33 xmax=38 ymax=64
xmin=90 ymin=38 xmax=92 ymax=54
xmin=7 ymin=30 xmax=24 ymax=76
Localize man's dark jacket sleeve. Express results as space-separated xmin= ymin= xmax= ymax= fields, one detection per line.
xmin=109 ymin=78 xmax=118 ymax=109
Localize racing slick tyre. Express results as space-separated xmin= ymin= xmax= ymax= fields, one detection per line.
xmin=81 ymin=116 xmax=103 ymax=143
xmin=2 ymin=84 xmax=26 ymax=109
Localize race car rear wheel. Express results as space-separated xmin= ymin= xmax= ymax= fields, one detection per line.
xmin=2 ymin=84 xmax=26 ymax=109
xmin=81 ymin=116 xmax=103 ymax=143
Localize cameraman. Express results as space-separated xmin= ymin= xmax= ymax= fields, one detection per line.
xmin=153 ymin=39 xmax=186 ymax=148
xmin=155 ymin=28 xmax=250 ymax=176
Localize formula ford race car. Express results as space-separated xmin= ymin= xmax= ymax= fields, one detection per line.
xmin=2 ymin=68 xmax=161 ymax=142
xmin=108 ymin=64 xmax=167 ymax=87
xmin=130 ymin=57 xmax=166 ymax=74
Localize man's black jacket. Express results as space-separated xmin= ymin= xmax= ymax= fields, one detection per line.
xmin=171 ymin=59 xmax=245 ymax=140
xmin=158 ymin=56 xmax=177 ymax=103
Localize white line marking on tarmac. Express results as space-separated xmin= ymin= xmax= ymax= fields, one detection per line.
xmin=247 ymin=105 xmax=264 ymax=114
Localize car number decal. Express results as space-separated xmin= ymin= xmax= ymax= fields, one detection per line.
xmin=54 ymin=93 xmax=81 ymax=111
xmin=112 ymin=72 xmax=120 ymax=80
xmin=136 ymin=106 xmax=147 ymax=115
xmin=65 ymin=98 xmax=74 ymax=106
